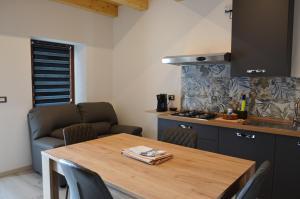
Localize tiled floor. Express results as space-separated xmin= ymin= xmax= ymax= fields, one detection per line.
xmin=0 ymin=171 xmax=66 ymax=199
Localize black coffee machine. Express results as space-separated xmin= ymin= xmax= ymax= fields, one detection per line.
xmin=156 ymin=94 xmax=168 ymax=112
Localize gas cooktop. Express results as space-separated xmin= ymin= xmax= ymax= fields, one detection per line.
xmin=171 ymin=111 xmax=217 ymax=120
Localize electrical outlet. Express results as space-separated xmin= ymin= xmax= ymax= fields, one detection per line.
xmin=0 ymin=96 xmax=7 ymax=103
xmin=225 ymin=3 xmax=233 ymax=19
xmin=225 ymin=4 xmax=232 ymax=11
xmin=168 ymin=95 xmax=175 ymax=101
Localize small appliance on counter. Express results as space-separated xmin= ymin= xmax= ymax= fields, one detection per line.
xmin=168 ymin=94 xmax=177 ymax=111
xmin=156 ymin=94 xmax=168 ymax=112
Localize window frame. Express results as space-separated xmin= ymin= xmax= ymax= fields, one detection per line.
xmin=30 ymin=39 xmax=75 ymax=107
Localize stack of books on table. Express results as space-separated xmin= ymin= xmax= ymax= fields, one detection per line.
xmin=121 ymin=146 xmax=173 ymax=165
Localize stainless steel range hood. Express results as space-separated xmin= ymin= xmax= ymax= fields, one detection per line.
xmin=162 ymin=52 xmax=231 ymax=65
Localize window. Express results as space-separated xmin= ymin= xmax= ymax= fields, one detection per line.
xmin=31 ymin=40 xmax=74 ymax=107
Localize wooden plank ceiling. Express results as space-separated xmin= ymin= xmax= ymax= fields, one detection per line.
xmin=53 ymin=0 xmax=149 ymax=17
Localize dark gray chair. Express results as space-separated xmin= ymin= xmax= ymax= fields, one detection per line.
xmin=161 ymin=127 xmax=197 ymax=148
xmin=63 ymin=123 xmax=97 ymax=146
xmin=63 ymin=123 xmax=98 ymax=199
xmin=236 ymin=161 xmax=271 ymax=199
xmin=59 ymin=159 xmax=113 ymax=199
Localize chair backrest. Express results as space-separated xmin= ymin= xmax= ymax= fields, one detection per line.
xmin=63 ymin=124 xmax=97 ymax=146
xmin=161 ymin=127 xmax=197 ymax=148
xmin=59 ymin=159 xmax=113 ymax=199
xmin=236 ymin=161 xmax=271 ymax=199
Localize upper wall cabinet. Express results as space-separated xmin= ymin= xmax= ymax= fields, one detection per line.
xmin=231 ymin=0 xmax=294 ymax=77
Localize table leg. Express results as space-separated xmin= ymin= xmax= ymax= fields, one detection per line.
xmin=42 ymin=153 xmax=59 ymax=199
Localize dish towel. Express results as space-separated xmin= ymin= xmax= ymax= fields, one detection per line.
xmin=121 ymin=146 xmax=173 ymax=165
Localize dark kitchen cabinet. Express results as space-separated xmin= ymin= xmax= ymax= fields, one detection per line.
xmin=231 ymin=0 xmax=294 ymax=76
xmin=219 ymin=128 xmax=275 ymax=199
xmin=273 ymin=135 xmax=300 ymax=199
xmin=158 ymin=118 xmax=300 ymax=198
xmin=157 ymin=119 xmax=219 ymax=152
xmin=157 ymin=118 xmax=182 ymax=141
xmin=193 ymin=124 xmax=219 ymax=153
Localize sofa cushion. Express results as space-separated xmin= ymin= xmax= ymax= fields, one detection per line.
xmin=91 ymin=122 xmax=111 ymax=136
xmin=28 ymin=104 xmax=81 ymax=140
xmin=111 ymin=125 xmax=143 ymax=136
xmin=50 ymin=128 xmax=64 ymax=139
xmin=77 ymin=102 xmax=118 ymax=125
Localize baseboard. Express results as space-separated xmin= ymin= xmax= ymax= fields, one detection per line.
xmin=0 ymin=165 xmax=32 ymax=178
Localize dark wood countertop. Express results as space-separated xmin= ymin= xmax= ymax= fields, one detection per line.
xmin=157 ymin=113 xmax=300 ymax=138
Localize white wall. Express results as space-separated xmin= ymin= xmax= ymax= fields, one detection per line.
xmin=112 ymin=0 xmax=232 ymax=138
xmin=0 ymin=35 xmax=32 ymax=173
xmin=0 ymin=0 xmax=113 ymax=173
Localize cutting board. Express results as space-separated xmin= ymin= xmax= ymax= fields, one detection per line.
xmin=215 ymin=117 xmax=246 ymax=124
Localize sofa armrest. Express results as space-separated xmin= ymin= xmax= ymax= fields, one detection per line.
xmin=111 ymin=125 xmax=142 ymax=136
xmin=33 ymin=137 xmax=65 ymax=150
xmin=31 ymin=137 xmax=65 ymax=174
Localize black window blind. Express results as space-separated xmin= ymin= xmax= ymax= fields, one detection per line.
xmin=31 ymin=40 xmax=74 ymax=107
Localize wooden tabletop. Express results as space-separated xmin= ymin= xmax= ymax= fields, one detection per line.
xmin=43 ymin=134 xmax=255 ymax=199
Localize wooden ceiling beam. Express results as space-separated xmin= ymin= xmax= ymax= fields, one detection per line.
xmin=103 ymin=0 xmax=148 ymax=11
xmin=53 ymin=0 xmax=118 ymax=17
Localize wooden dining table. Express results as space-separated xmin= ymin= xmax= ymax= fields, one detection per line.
xmin=42 ymin=133 xmax=255 ymax=199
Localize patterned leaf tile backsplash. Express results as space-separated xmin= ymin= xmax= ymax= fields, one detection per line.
xmin=181 ymin=64 xmax=300 ymax=120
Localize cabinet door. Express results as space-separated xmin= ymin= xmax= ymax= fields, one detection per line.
xmin=273 ymin=136 xmax=300 ymax=199
xmin=157 ymin=119 xmax=192 ymax=141
xmin=219 ymin=128 xmax=275 ymax=199
xmin=158 ymin=118 xmax=178 ymax=140
xmin=193 ymin=125 xmax=219 ymax=153
xmin=231 ymin=0 xmax=294 ymax=76
xmin=157 ymin=119 xmax=219 ymax=152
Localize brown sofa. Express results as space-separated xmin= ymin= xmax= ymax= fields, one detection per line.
xmin=27 ymin=102 xmax=142 ymax=174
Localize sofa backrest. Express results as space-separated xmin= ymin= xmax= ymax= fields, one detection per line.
xmin=28 ymin=104 xmax=82 ymax=140
xmin=77 ymin=102 xmax=118 ymax=125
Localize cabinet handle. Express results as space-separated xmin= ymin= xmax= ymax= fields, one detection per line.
xmin=246 ymin=69 xmax=266 ymax=74
xmin=179 ymin=124 xmax=192 ymax=129
xmin=236 ymin=132 xmax=256 ymax=139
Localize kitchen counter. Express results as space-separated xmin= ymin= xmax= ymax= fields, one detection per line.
xmin=156 ymin=111 xmax=300 ymax=199
xmin=158 ymin=113 xmax=300 ymax=138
